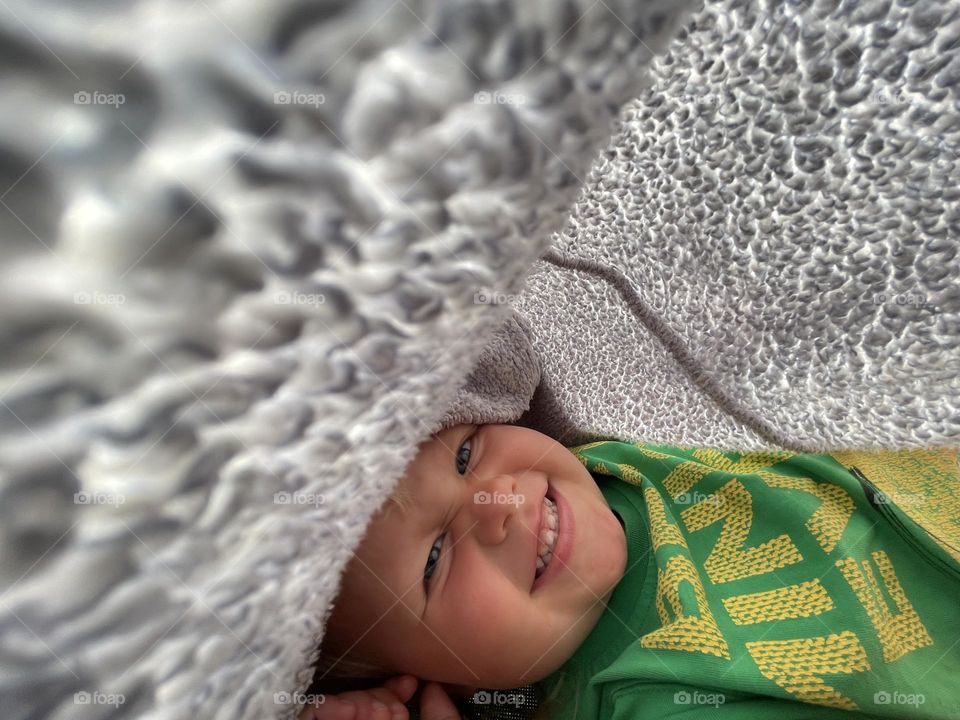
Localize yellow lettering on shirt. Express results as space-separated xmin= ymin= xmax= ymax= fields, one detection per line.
xmin=746 ymin=631 xmax=869 ymax=710
xmin=835 ymin=551 xmax=933 ymax=663
xmin=643 ymin=486 xmax=688 ymax=551
xmin=692 ymin=449 xmax=796 ymax=475
xmin=571 ymin=442 xmax=612 ymax=456
xmin=642 ymin=554 xmax=731 ymax=659
xmin=631 ymin=447 xmax=796 ymax=500
xmin=616 ymin=462 xmax=644 ymax=485
xmin=627 ymin=446 xmax=713 ymax=498
xmin=723 ymin=579 xmax=835 ymax=625
xmin=760 ymin=473 xmax=856 ymax=553
xmin=681 ymin=479 xmax=803 ymax=584
xmin=663 ymin=461 xmax=716 ymax=500
xmin=831 ymin=448 xmax=960 ymax=565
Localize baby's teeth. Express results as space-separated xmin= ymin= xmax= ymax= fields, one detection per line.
xmin=547 ymin=510 xmax=557 ymax=530
xmin=536 ymin=497 xmax=560 ymax=579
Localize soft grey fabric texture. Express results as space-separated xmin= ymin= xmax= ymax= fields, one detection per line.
xmin=2 ymin=1 xmax=959 ymax=720
xmin=437 ymin=313 xmax=541 ymax=431
xmin=514 ymin=0 xmax=960 ymax=452
xmin=0 ymin=2 xmax=695 ymax=719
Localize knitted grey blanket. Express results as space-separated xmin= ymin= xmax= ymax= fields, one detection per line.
xmin=0 ymin=2 xmax=694 ymax=719
xmin=1 ymin=1 xmax=958 ymax=719
xmin=516 ymin=0 xmax=960 ymax=452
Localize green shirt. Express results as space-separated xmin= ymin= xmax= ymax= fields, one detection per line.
xmin=540 ymin=442 xmax=960 ymax=719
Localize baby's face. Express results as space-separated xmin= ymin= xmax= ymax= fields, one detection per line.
xmin=324 ymin=424 xmax=627 ymax=689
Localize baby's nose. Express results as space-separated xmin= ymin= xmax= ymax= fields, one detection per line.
xmin=471 ymin=473 xmax=520 ymax=508
xmin=469 ymin=474 xmax=524 ymax=536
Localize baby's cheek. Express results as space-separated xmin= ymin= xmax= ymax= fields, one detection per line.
xmin=445 ymin=570 xmax=530 ymax=653
xmin=465 ymin=583 xmax=514 ymax=627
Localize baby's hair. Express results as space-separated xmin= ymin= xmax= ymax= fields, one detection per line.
xmin=313 ymin=645 xmax=388 ymax=681
xmin=310 ymin=478 xmax=418 ymax=686
xmin=387 ymin=484 xmax=416 ymax=514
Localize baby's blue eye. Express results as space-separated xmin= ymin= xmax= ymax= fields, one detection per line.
xmin=456 ymin=437 xmax=472 ymax=475
xmin=424 ymin=533 xmax=445 ymax=588
xmin=424 ymin=436 xmax=472 ymax=592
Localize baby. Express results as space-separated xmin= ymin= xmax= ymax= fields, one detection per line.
xmin=300 ymin=423 xmax=960 ymax=719
xmin=299 ymin=422 xmax=627 ymax=720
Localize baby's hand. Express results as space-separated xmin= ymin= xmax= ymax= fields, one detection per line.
xmin=419 ymin=682 xmax=464 ymax=720
xmin=297 ymin=675 xmax=417 ymax=720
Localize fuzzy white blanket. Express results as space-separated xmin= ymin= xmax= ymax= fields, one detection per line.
xmin=0 ymin=1 xmax=695 ymax=719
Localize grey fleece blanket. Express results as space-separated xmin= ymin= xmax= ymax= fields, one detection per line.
xmin=1 ymin=1 xmax=959 ymax=719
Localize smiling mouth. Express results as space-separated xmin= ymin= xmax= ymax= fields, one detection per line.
xmin=535 ymin=494 xmax=559 ymax=578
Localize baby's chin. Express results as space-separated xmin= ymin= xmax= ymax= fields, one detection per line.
xmin=514 ymin=584 xmax=617 ymax=688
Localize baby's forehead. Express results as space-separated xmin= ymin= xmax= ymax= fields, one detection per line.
xmin=342 ymin=484 xmax=431 ymax=598
xmin=395 ymin=428 xmax=460 ymax=488
xmin=365 ymin=467 xmax=429 ymax=539
xmin=359 ymin=424 xmax=468 ymax=546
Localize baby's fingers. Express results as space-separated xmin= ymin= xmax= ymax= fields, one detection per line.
xmin=297 ymin=696 xmax=357 ymax=720
xmin=382 ymin=674 xmax=418 ymax=704
xmin=419 ymin=682 xmax=462 ymax=720
xmin=340 ymin=687 xmax=409 ymax=720
xmin=296 ymin=676 xmax=415 ymax=720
